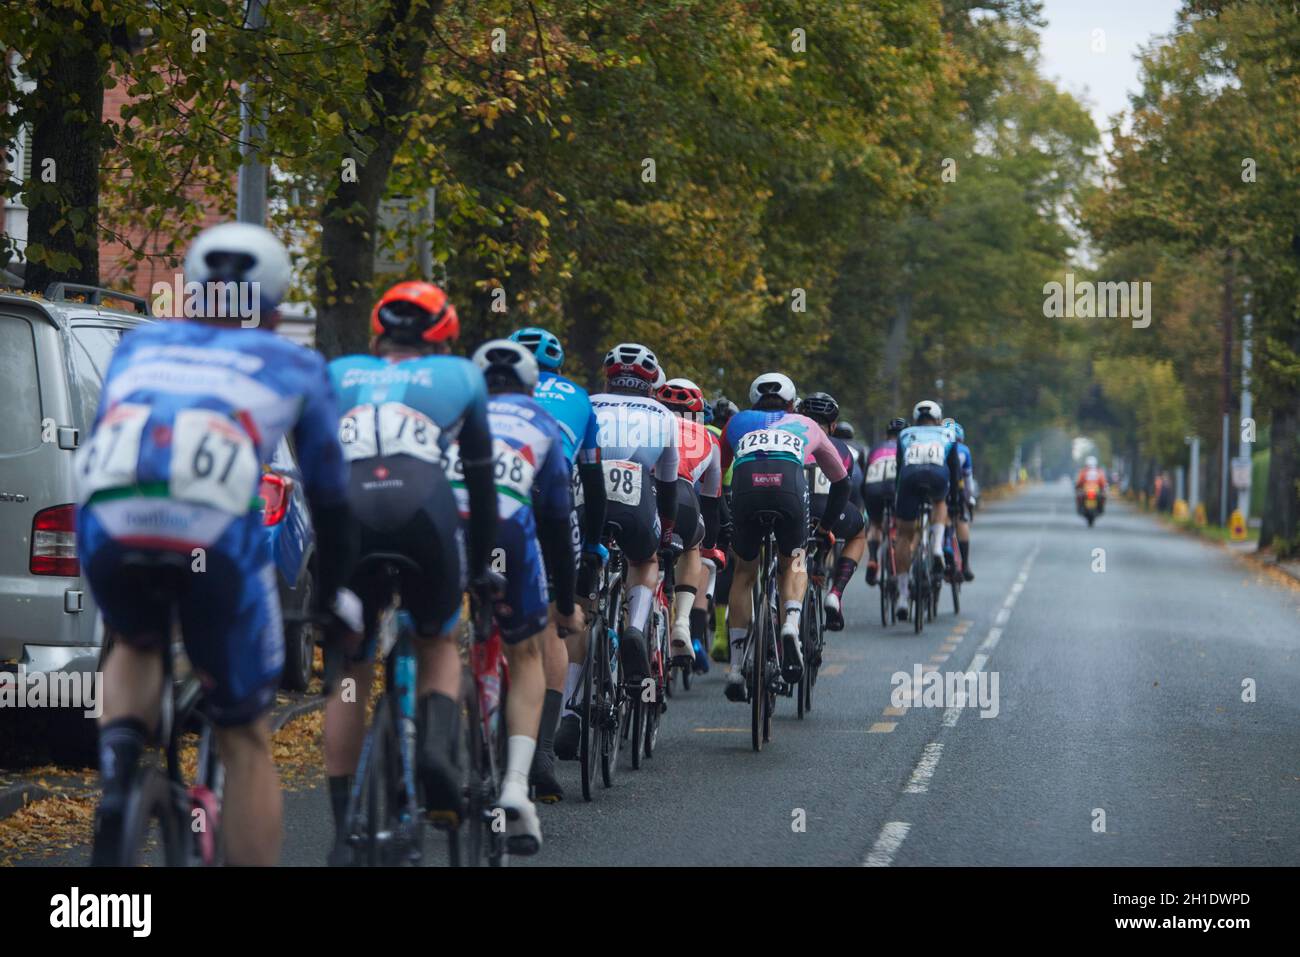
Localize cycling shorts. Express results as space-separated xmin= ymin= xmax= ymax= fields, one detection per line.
xmin=79 ymin=507 xmax=282 ymax=727
xmin=675 ymin=477 xmax=705 ymax=550
xmin=895 ymin=464 xmax=950 ymax=522
xmin=604 ymin=484 xmax=662 ymax=563
xmin=491 ymin=511 xmax=550 ymax=644
xmin=730 ymin=458 xmax=808 ymax=561
xmin=864 ymin=481 xmax=895 ymax=524
xmin=344 ymin=456 xmax=465 ymax=659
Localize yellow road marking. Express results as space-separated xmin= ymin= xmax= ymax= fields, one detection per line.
xmin=820 ymin=664 xmax=845 ymax=676
xmin=868 ymin=722 xmax=897 ymax=733
xmin=882 ymin=705 xmax=907 ymax=717
xmin=940 ymin=643 xmax=958 ymax=653
xmin=692 ymin=727 xmax=748 ymax=733
xmin=929 ymin=654 xmax=949 ymax=663
xmin=921 ymin=664 xmax=939 ymax=674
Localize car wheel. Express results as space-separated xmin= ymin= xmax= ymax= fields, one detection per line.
xmin=281 ymin=571 xmax=316 ymax=692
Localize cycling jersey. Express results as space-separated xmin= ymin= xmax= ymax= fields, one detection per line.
xmin=675 ymin=416 xmax=722 ymax=497
xmin=77 ymin=320 xmax=348 ymax=725
xmin=534 ymin=371 xmax=600 ymax=467
xmin=706 ymin=422 xmax=733 ymax=488
xmin=590 ymin=392 xmax=679 ymax=562
xmin=865 ymin=439 xmax=899 ymax=487
xmin=722 ymin=410 xmax=847 ymax=479
xmin=894 ymin=425 xmax=961 ymax=522
xmin=447 ymin=392 xmax=576 ymax=635
xmin=810 ymin=435 xmax=865 ymax=542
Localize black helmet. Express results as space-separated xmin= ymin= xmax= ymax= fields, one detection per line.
xmin=832 ymin=421 xmax=855 ymax=440
xmin=800 ymin=391 xmax=839 ymax=424
xmin=886 ymin=416 xmax=908 ymax=437
xmin=712 ymin=396 xmax=739 ymax=424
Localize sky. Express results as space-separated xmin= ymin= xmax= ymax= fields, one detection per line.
xmin=1037 ymin=0 xmax=1185 ymax=143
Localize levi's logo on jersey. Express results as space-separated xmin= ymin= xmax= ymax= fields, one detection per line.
xmin=752 ymin=473 xmax=783 ymax=488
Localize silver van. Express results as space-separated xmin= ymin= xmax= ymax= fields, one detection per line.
xmin=0 ymin=286 xmax=150 ymax=759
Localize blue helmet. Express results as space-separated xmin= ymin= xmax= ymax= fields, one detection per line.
xmin=702 ymin=400 xmax=714 ymax=425
xmin=952 ymin=422 xmax=965 ymax=443
xmin=509 ymin=326 xmax=564 ymax=371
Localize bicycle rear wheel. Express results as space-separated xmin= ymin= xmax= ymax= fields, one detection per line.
xmin=457 ymin=667 xmax=486 ymax=866
xmin=579 ymin=621 xmax=598 ymax=802
xmin=750 ymin=591 xmax=768 ymax=752
xmin=116 ymin=768 xmax=191 ymax=867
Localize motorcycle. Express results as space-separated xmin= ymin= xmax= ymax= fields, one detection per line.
xmin=1078 ymin=482 xmax=1103 ymax=526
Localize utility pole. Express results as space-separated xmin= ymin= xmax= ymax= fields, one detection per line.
xmin=1185 ymin=435 xmax=1201 ymax=515
xmin=236 ymin=0 xmax=268 ymax=226
xmin=1218 ymin=250 xmax=1235 ymax=525
xmin=1239 ymin=304 xmax=1253 ymax=518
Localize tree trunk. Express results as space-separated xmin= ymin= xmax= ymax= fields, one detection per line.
xmin=313 ymin=0 xmax=444 ymax=359
xmin=22 ymin=2 xmax=110 ymax=293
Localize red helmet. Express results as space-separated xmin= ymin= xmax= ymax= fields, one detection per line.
xmin=370 ymin=281 xmax=459 ymax=345
xmin=603 ymin=342 xmax=660 ymax=384
xmin=657 ymin=377 xmax=704 ymax=414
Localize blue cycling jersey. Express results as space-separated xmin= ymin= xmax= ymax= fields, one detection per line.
xmin=77 ymin=320 xmax=347 ymax=549
xmin=534 ymin=371 xmax=600 ymax=466
xmin=461 ymin=392 xmax=573 ymax=523
xmin=957 ymin=442 xmax=973 ymax=478
xmin=896 ymin=424 xmax=959 ymax=474
xmin=328 ymin=354 xmax=488 ymax=465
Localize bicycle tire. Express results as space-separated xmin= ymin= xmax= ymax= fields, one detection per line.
xmin=116 ymin=767 xmax=190 ymax=867
xmin=579 ymin=618 xmax=598 ymax=802
xmin=951 ymin=576 xmax=961 ymax=615
xmin=602 ymin=574 xmax=625 ymax=789
xmin=750 ymin=575 xmax=768 ymax=753
xmin=458 ymin=666 xmax=486 ymax=867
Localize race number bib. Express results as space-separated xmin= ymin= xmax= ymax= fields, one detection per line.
xmin=866 ymin=457 xmax=896 ymax=483
xmin=378 ymin=403 xmax=441 ymax=464
xmin=445 ymin=439 xmax=536 ymax=502
xmin=169 ymin=409 xmax=260 ymax=514
xmin=78 ymin=403 xmax=152 ymax=499
xmin=904 ymin=441 xmax=944 ymax=467
xmin=735 ymin=428 xmax=807 ymax=461
xmin=813 ymin=467 xmax=832 ymax=494
xmin=605 ymin=459 xmax=643 ymax=506
xmin=338 ymin=404 xmax=378 ymax=461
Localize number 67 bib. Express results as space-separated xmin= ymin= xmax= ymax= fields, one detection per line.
xmin=169 ymin=409 xmax=260 ymax=514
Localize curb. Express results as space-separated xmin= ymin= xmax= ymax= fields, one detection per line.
xmin=0 ymin=694 xmax=324 ymax=822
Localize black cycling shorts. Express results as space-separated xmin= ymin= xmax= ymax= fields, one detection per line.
xmin=344 ymin=456 xmax=466 ymax=658
xmin=675 ymin=477 xmax=705 ymax=550
xmin=730 ymin=458 xmax=808 ymax=561
xmin=864 ymin=482 xmax=895 ymax=524
xmin=832 ymin=505 xmax=865 ymax=542
xmin=605 ymin=493 xmax=661 ymax=564
xmin=895 ymin=464 xmax=950 ymax=522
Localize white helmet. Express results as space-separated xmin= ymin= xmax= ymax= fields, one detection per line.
xmin=472 ymin=338 xmax=539 ymax=390
xmin=183 ymin=222 xmax=292 ymax=316
xmin=913 ymin=399 xmax=942 ymax=423
xmin=653 ymin=365 xmax=667 ymax=390
xmin=1085 ymin=455 xmax=1098 ymax=467
xmin=749 ymin=372 xmax=796 ymax=406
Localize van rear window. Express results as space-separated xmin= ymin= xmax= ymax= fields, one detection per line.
xmin=69 ymin=326 xmax=126 ymax=429
xmin=0 ymin=315 xmax=42 ymax=453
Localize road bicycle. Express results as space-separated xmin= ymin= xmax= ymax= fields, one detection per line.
xmin=798 ymin=530 xmax=833 ymax=717
xmin=95 ymin=552 xmax=224 ymax=867
xmin=878 ymin=501 xmax=899 ymax=627
xmin=572 ymin=529 xmax=630 ymax=800
xmin=745 ymin=512 xmax=790 ymax=751
xmin=909 ymin=501 xmax=938 ymax=634
xmin=633 ymin=541 xmax=678 ymax=768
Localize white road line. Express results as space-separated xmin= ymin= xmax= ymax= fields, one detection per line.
xmin=863 ymin=821 xmax=912 ymax=867
xmin=903 ymin=743 xmax=944 ymax=793
xmin=978 ymin=626 xmax=1003 ymax=652
xmin=995 ymin=607 xmax=1011 ymax=625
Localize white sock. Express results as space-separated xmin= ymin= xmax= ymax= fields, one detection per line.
xmin=705 ymin=564 xmax=717 ymax=599
xmin=931 ymin=524 xmax=946 ymax=557
xmin=561 ymin=663 xmax=581 ymax=717
xmin=628 ymin=585 xmax=653 ymax=633
xmin=672 ymin=589 xmax=695 ymax=642
xmin=729 ymin=627 xmax=748 ymax=667
xmin=899 ymin=576 xmax=910 ymax=602
xmin=784 ymin=600 xmax=801 ymax=633
xmin=504 ymin=734 xmax=536 ymax=793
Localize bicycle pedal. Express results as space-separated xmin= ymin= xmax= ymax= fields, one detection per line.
xmin=425 ymin=807 xmax=462 ymax=830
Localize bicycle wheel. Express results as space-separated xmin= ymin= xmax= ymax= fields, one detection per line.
xmin=599 ymin=624 xmax=621 ymax=789
xmin=750 ymin=582 xmax=768 ymax=752
xmin=579 ymin=620 xmax=598 ymax=802
xmin=951 ymin=576 xmax=961 ymax=615
xmin=911 ymin=561 xmax=923 ymax=635
xmin=116 ymin=768 xmax=191 ymax=866
xmin=879 ymin=559 xmax=890 ymax=627
xmin=763 ymin=610 xmax=776 ymax=744
xmin=457 ymin=667 xmax=486 ymax=867
xmin=797 ymin=590 xmax=813 ymax=719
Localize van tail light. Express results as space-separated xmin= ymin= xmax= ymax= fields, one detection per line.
xmin=31 ymin=504 xmax=79 ymax=576
xmin=260 ymin=473 xmax=291 ymax=526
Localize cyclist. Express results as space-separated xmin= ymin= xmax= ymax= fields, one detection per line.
xmin=893 ymin=400 xmax=962 ymax=621
xmin=590 ymin=344 xmax=679 ymax=684
xmin=324 ymin=280 xmax=498 ymax=863
xmin=507 ymin=327 xmax=608 ymax=801
xmin=944 ymin=419 xmax=975 ymax=582
xmin=799 ymin=393 xmax=868 ymax=631
xmin=707 ymin=396 xmax=739 ymax=663
xmin=459 ymin=339 xmax=586 ymax=852
xmin=656 ymin=378 xmax=728 ymax=666
xmin=720 ymin=373 xmax=849 ymax=699
xmin=81 ymin=222 xmax=351 ymax=866
xmin=864 ymin=417 xmax=905 ymax=586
